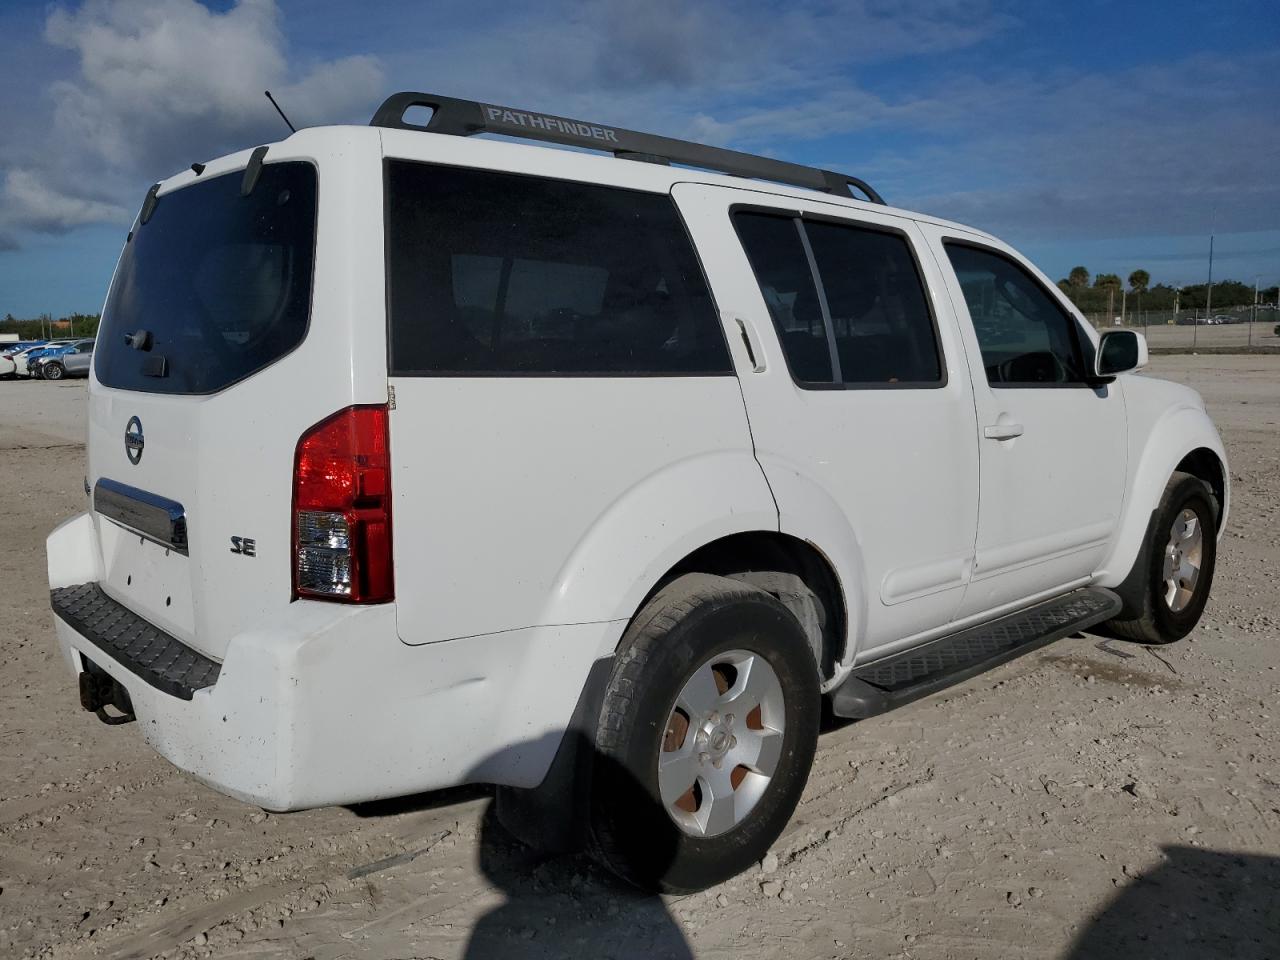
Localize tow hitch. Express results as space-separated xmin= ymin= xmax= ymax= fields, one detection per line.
xmin=78 ymin=660 xmax=136 ymax=725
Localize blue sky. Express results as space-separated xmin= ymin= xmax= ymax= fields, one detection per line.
xmin=1 ymin=0 xmax=1277 ymax=317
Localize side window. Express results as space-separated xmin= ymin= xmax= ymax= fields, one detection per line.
xmin=804 ymin=220 xmax=941 ymax=384
xmin=732 ymin=212 xmax=834 ymax=384
xmin=385 ymin=161 xmax=731 ymax=376
xmin=944 ymin=243 xmax=1086 ymax=386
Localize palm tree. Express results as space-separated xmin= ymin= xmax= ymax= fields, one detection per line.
xmin=1068 ymin=266 xmax=1090 ymax=288
xmin=1095 ymin=274 xmax=1122 ymax=319
xmin=1128 ymin=270 xmax=1150 ymax=327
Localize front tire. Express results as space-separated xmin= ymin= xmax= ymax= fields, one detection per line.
xmin=42 ymin=362 xmax=64 ymax=381
xmin=1105 ymin=471 xmax=1218 ymax=644
xmin=587 ymin=574 xmax=820 ymax=893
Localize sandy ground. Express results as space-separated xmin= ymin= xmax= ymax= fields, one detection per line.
xmin=1 ymin=357 xmax=1277 ymax=960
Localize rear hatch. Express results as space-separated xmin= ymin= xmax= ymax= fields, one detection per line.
xmin=87 ymin=159 xmax=319 ymax=661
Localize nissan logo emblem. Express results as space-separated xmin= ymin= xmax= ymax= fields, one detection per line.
xmin=125 ymin=416 xmax=144 ymax=465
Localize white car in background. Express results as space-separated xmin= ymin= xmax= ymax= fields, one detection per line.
xmin=0 ymin=353 xmax=15 ymax=378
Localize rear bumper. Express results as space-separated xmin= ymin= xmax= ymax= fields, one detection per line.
xmin=47 ymin=512 xmax=618 ymax=811
xmin=52 ymin=583 xmax=219 ymax=700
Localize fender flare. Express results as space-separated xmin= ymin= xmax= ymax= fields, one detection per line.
xmin=755 ymin=455 xmax=867 ymax=685
xmin=1095 ymin=403 xmax=1228 ymax=587
xmin=536 ymin=450 xmax=779 ymax=656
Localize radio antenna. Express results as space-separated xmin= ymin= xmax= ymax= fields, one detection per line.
xmin=264 ymin=90 xmax=296 ymax=134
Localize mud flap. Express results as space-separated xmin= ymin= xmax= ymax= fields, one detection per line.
xmin=493 ymin=655 xmax=614 ymax=854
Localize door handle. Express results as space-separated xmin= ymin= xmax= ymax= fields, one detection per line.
xmin=983 ymin=422 xmax=1025 ymax=440
xmin=731 ymin=316 xmax=766 ymax=373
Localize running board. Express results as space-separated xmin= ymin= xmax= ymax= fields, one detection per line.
xmin=831 ymin=587 xmax=1121 ymax=719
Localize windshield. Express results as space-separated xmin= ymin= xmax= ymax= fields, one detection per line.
xmin=96 ymin=161 xmax=317 ymax=395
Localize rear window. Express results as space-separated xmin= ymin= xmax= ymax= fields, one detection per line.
xmin=96 ymin=162 xmax=317 ymax=394
xmin=385 ymin=161 xmax=731 ymax=376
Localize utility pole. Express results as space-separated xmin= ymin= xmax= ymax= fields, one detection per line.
xmin=1252 ymin=275 xmax=1259 ymax=347
xmin=1198 ymin=234 xmax=1215 ymax=349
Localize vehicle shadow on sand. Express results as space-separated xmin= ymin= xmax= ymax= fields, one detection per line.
xmin=460 ymin=801 xmax=693 ymax=960
xmin=1064 ymin=845 xmax=1280 ymax=959
xmin=351 ymin=730 xmax=694 ymax=960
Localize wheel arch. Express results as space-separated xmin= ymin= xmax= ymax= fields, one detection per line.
xmin=632 ymin=531 xmax=848 ymax=689
xmin=1095 ymin=402 xmax=1228 ymax=588
xmin=536 ymin=449 xmax=779 ymax=634
xmin=1175 ymin=446 xmax=1226 ymax=529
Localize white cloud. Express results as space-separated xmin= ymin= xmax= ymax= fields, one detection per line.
xmin=3 ymin=0 xmax=1274 ymax=256
xmin=3 ymin=169 xmax=129 ymax=232
xmin=385 ymin=0 xmax=1012 ymax=150
xmin=0 ymin=0 xmax=383 ymax=240
xmin=0 ymin=0 xmax=1008 ymax=243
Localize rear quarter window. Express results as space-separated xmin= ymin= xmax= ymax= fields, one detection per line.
xmin=384 ymin=161 xmax=731 ymax=376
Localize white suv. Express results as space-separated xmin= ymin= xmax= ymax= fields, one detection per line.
xmin=47 ymin=92 xmax=1227 ymax=892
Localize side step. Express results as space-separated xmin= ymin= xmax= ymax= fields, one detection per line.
xmin=831 ymin=587 xmax=1121 ymax=719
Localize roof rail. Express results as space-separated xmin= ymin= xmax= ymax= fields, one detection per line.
xmin=370 ymin=92 xmax=885 ymax=205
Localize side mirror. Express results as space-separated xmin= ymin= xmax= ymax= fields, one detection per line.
xmin=1095 ymin=329 xmax=1147 ymax=379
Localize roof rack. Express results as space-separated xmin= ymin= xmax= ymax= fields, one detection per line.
xmin=370 ymin=92 xmax=885 ymax=205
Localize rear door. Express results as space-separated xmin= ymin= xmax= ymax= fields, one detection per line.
xmin=674 ymin=183 xmax=980 ymax=656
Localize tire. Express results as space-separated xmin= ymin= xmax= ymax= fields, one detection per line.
xmin=587 ymin=573 xmax=820 ymax=893
xmin=1105 ymin=471 xmax=1218 ymax=644
xmin=42 ymin=362 xmax=64 ymax=381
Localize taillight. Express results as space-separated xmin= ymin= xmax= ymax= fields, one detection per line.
xmin=292 ymin=405 xmax=393 ymax=603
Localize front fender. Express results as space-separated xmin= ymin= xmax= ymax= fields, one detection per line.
xmin=1095 ymin=399 xmax=1228 ymax=586
xmin=538 ymin=450 xmax=778 ymax=656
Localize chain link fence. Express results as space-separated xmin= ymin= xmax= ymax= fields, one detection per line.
xmin=1081 ymin=306 xmax=1280 ymax=350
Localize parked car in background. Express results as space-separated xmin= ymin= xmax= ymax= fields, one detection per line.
xmin=25 ymin=345 xmax=70 ymax=376
xmin=26 ymin=343 xmax=73 ymax=377
xmin=33 ymin=339 xmax=95 ymax=380
xmin=2 ymin=339 xmax=48 ymax=377
xmin=10 ymin=341 xmax=66 ymax=377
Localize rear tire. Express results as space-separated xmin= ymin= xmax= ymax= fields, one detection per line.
xmin=587 ymin=574 xmax=820 ymax=893
xmin=42 ymin=362 xmax=64 ymax=381
xmin=1105 ymin=471 xmax=1217 ymax=644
